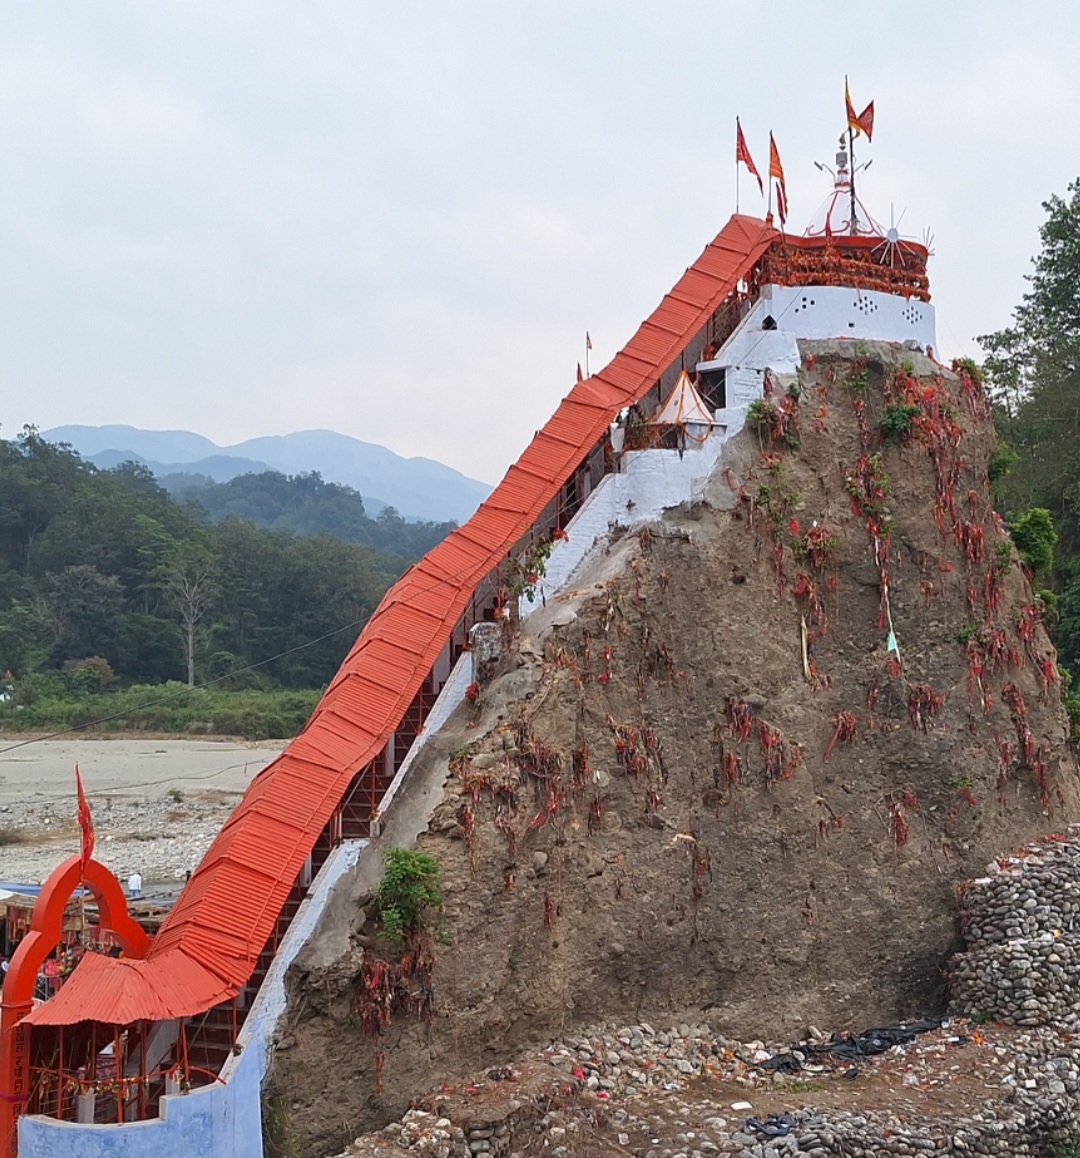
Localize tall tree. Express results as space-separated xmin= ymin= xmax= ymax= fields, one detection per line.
xmin=980 ymin=179 xmax=1080 ymax=677
xmin=161 ymin=546 xmax=216 ymax=687
xmin=980 ymin=178 xmax=1080 ymax=409
xmin=981 ymin=181 xmax=1080 ymax=544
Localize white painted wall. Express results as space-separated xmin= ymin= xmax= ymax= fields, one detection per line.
xmin=227 ymin=838 xmax=368 ymax=1080
xmin=702 ymin=284 xmax=937 ymax=361
xmin=368 ymin=655 xmax=471 ymax=836
xmin=519 ymin=434 xmax=726 ymax=618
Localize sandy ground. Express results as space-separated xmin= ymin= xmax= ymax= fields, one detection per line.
xmin=0 ymin=737 xmax=286 ymax=885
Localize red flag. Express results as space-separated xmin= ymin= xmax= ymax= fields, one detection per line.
xmin=75 ymin=764 xmax=94 ymax=875
xmin=768 ymin=132 xmax=788 ymax=226
xmin=576 ymin=362 xmax=583 ymax=382
xmin=845 ymin=77 xmax=875 ymax=141
xmin=735 ymin=117 xmax=763 ymax=195
xmin=585 ymin=332 xmax=592 ymax=351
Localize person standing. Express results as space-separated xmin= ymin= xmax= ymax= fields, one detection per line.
xmin=128 ymin=871 xmax=142 ymax=900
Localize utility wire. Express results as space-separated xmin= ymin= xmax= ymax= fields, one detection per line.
xmin=0 ymin=616 xmax=369 ymax=758
xmin=9 ymin=760 xmax=272 ymax=806
xmin=0 ymin=543 xmax=500 ymax=759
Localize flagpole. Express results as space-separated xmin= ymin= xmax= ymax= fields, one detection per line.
xmin=735 ymin=119 xmax=740 ymax=214
xmin=848 ymin=122 xmax=858 ymax=235
xmin=585 ymin=335 xmax=590 ymax=378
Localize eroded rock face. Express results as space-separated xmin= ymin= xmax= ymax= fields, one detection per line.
xmin=270 ymin=345 xmax=1080 ymax=1155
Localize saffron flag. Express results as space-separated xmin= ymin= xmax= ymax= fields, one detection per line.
xmin=845 ymin=77 xmax=875 ymax=141
xmin=768 ymin=132 xmax=788 ymax=226
xmin=585 ymin=332 xmax=592 ymax=350
xmin=75 ymin=764 xmax=94 ymax=874
xmin=576 ymin=362 xmax=583 ymax=383
xmin=735 ymin=117 xmax=763 ymax=195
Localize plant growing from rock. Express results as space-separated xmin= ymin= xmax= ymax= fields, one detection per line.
xmin=879 ymin=402 xmax=921 ymax=447
xmin=506 ymin=537 xmax=556 ymax=600
xmin=375 ymin=847 xmax=443 ymax=945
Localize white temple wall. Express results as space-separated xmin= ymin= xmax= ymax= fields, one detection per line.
xmin=519 ymin=434 xmax=726 ymax=618
xmin=711 ymin=284 xmax=937 ymax=356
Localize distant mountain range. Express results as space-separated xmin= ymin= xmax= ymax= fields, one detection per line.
xmin=42 ymin=425 xmax=492 ymax=524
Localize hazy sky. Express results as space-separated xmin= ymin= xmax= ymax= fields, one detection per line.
xmin=1 ymin=2 xmax=1077 ymax=484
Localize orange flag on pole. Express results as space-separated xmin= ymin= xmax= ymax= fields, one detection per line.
xmin=75 ymin=764 xmax=94 ymax=875
xmin=845 ymin=77 xmax=875 ymax=141
xmin=768 ymin=132 xmax=788 ymax=226
xmin=735 ymin=117 xmax=763 ymax=195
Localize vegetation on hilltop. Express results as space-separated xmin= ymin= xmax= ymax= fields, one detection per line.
xmin=166 ymin=469 xmax=456 ymax=558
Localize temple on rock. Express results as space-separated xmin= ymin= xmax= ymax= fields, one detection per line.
xmin=0 ymin=104 xmax=937 ymax=1158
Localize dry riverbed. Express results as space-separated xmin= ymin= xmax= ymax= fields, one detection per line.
xmin=0 ymin=737 xmax=284 ymax=885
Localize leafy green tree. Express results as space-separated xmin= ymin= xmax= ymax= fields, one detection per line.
xmin=980 ymin=178 xmax=1080 ymax=409
xmin=33 ymin=565 xmax=126 ymax=668
xmin=0 ymin=426 xmax=86 ymax=571
xmin=980 ymin=180 xmax=1080 ymax=677
xmin=981 ymin=180 xmax=1080 ymax=548
xmin=1010 ymin=508 xmax=1057 ymax=579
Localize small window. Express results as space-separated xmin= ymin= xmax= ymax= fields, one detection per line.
xmin=699 ymin=369 xmax=727 ymax=410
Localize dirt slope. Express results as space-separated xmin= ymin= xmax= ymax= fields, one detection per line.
xmin=268 ymin=343 xmax=1080 ymax=1157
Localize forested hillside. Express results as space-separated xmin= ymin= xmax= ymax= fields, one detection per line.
xmin=981 ymin=178 xmax=1080 ymax=700
xmin=167 ymin=470 xmax=456 ymax=558
xmin=0 ymin=430 xmax=450 ymax=730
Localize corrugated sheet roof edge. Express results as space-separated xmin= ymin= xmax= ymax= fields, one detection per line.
xmin=39 ymin=215 xmax=776 ymax=1026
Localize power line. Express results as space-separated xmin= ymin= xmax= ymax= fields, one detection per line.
xmin=9 ymin=759 xmax=272 ymax=805
xmin=0 ymin=616 xmax=370 ymax=758
xmin=0 ymin=544 xmax=499 ymax=760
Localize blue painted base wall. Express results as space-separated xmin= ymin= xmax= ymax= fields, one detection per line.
xmin=18 ymin=1038 xmax=263 ymax=1158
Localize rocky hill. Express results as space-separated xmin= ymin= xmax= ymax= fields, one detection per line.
xmin=268 ymin=342 xmax=1080 ymax=1156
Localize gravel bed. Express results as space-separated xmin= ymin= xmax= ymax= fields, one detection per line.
xmin=0 ymin=793 xmax=237 ymax=884
xmin=336 ymin=1018 xmax=1080 ymax=1157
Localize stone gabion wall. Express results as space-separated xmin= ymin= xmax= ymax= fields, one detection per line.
xmin=950 ymin=828 xmax=1080 ymax=1027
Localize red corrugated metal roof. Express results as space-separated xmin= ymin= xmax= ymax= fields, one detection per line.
xmin=35 ymin=214 xmax=777 ymax=1027
xmin=23 ymin=949 xmax=233 ymax=1026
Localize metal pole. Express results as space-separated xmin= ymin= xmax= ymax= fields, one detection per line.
xmin=735 ymin=121 xmax=740 ymax=214
xmin=848 ymin=124 xmax=858 ymax=234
